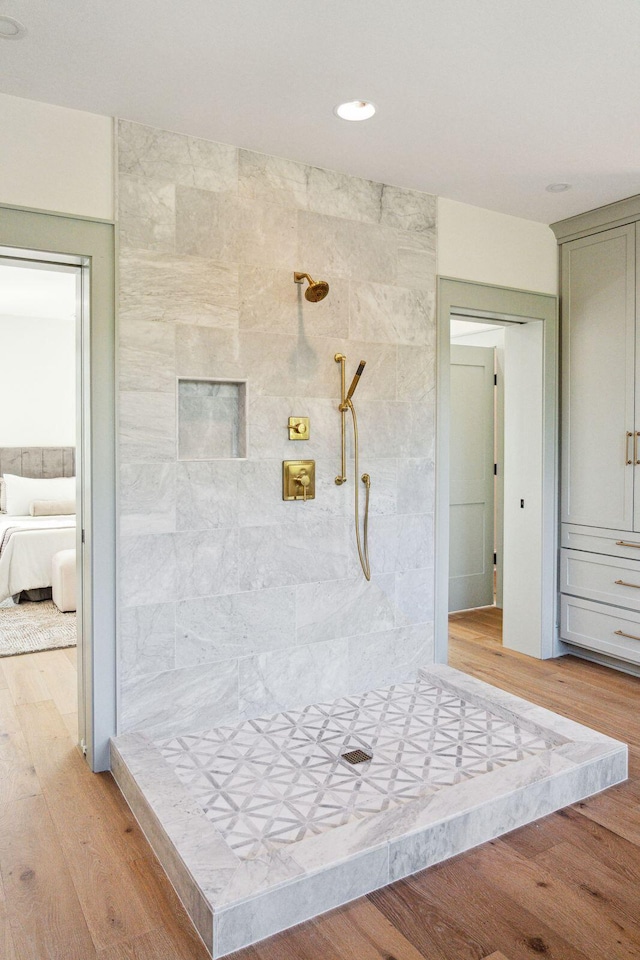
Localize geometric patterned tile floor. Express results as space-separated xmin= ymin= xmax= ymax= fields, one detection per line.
xmin=113 ymin=665 xmax=627 ymax=957
xmin=157 ymin=677 xmax=557 ymax=860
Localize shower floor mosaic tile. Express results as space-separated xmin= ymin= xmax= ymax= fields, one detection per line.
xmin=111 ymin=665 xmax=627 ymax=958
xmin=156 ymin=679 xmax=556 ymax=859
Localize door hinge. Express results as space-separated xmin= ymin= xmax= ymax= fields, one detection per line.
xmin=494 ymin=373 xmax=497 ymax=386
xmin=494 ymin=463 xmax=497 ymax=475
xmin=81 ymin=528 xmax=85 ymax=543
xmin=493 ymin=552 xmax=497 ymax=565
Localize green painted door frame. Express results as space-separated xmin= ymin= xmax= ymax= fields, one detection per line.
xmin=435 ymin=277 xmax=559 ymax=662
xmin=0 ymin=204 xmax=116 ymax=771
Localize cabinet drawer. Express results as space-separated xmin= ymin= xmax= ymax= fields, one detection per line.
xmin=560 ymin=595 xmax=640 ymax=666
xmin=560 ymin=548 xmax=640 ymax=611
xmin=562 ymin=523 xmax=640 ymax=561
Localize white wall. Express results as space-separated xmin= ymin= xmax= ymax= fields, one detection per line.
xmin=0 ymin=93 xmax=114 ymax=220
xmin=0 ymin=315 xmax=76 ymax=446
xmin=438 ymin=197 xmax=558 ymax=295
xmin=450 ymin=326 xmax=505 ymax=348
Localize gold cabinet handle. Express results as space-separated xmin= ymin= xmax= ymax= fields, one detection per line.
xmin=635 ymin=432 xmax=640 ymax=465
xmin=626 ymin=431 xmax=633 ymax=465
xmin=614 ymin=628 xmax=640 ymax=642
xmin=614 ymin=579 xmax=640 ymax=589
xmin=615 ymin=540 xmax=640 ymax=548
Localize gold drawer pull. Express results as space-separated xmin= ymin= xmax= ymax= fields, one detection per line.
xmin=614 ymin=629 xmax=640 ymax=642
xmin=627 ymin=431 xmax=633 ymax=465
xmin=616 ymin=540 xmax=640 ymax=548
xmin=614 ymin=579 xmax=640 ymax=589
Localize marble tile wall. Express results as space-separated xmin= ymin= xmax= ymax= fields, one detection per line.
xmin=117 ymin=119 xmax=437 ymax=737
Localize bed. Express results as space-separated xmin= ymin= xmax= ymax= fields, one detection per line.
xmin=0 ymin=447 xmax=76 ymax=604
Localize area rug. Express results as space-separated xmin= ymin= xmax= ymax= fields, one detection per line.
xmin=0 ymin=598 xmax=76 ymax=657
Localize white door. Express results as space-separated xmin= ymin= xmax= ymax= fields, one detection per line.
xmin=449 ymin=344 xmax=495 ymax=612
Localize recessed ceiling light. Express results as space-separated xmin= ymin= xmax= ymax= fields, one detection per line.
xmin=0 ymin=16 xmax=27 ymax=39
xmin=334 ymin=100 xmax=376 ymax=122
xmin=546 ymin=183 xmax=571 ymax=193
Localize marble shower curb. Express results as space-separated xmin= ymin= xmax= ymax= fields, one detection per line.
xmin=111 ymin=665 xmax=627 ymax=958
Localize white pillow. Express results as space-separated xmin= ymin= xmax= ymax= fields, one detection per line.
xmin=2 ymin=474 xmax=76 ymax=517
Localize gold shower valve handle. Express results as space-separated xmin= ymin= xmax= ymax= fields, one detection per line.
xmin=288 ymin=416 xmax=310 ymax=440
xmin=295 ymin=472 xmax=311 ymax=501
xmin=293 ymin=470 xmax=311 ymax=502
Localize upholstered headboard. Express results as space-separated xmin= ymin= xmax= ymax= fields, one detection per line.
xmin=0 ymin=447 xmax=75 ymax=478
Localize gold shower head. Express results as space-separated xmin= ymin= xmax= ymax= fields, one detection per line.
xmin=294 ymin=271 xmax=330 ymax=302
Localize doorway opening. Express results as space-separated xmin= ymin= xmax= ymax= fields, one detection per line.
xmin=448 ymin=317 xmax=505 ymax=648
xmin=0 ymin=254 xmax=82 ymax=740
xmin=435 ymin=278 xmax=559 ymax=667
xmin=0 ymin=257 xmax=80 ymax=734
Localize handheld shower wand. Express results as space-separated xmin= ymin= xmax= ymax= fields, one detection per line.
xmin=335 ymin=353 xmax=371 ymax=581
xmin=343 ymin=361 xmax=366 ymax=407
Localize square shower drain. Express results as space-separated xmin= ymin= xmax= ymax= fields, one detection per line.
xmin=342 ymin=748 xmax=373 ymax=765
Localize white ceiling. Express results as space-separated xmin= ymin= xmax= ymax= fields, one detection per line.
xmin=2 ymin=0 xmax=640 ymax=223
xmin=0 ymin=264 xmax=77 ymax=320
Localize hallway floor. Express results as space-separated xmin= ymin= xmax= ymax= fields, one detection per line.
xmin=449 ymin=604 xmax=503 ymax=645
xmin=2 ymin=617 xmax=640 ymax=960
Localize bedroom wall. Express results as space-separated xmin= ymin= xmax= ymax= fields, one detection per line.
xmin=117 ymin=120 xmax=437 ymax=737
xmin=0 ymin=315 xmax=76 ymax=446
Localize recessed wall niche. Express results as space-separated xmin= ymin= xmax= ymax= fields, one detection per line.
xmin=177 ymin=378 xmax=247 ymax=460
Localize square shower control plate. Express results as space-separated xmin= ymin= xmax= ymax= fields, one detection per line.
xmin=283 ymin=460 xmax=315 ymax=500
xmin=288 ymin=417 xmax=310 ymax=440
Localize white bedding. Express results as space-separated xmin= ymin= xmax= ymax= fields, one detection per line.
xmin=0 ymin=515 xmax=76 ymax=603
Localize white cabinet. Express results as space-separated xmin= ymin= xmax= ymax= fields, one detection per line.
xmin=559 ymin=548 xmax=640 ymax=613
xmin=561 ymin=595 xmax=640 ymax=668
xmin=553 ymin=200 xmax=640 ymax=669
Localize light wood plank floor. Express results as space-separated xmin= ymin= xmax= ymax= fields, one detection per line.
xmin=2 ymin=613 xmax=639 ymax=960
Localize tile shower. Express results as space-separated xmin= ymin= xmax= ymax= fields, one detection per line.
xmin=117 ymin=119 xmax=437 ymax=737
xmin=113 ymin=120 xmax=626 ymax=957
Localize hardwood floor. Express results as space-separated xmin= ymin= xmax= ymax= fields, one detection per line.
xmin=449 ymin=604 xmax=503 ymax=645
xmin=2 ymin=616 xmax=639 ymax=960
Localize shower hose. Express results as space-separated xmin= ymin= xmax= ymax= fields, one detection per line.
xmin=348 ymin=398 xmax=371 ymax=581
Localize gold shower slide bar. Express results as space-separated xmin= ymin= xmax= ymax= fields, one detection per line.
xmin=335 ymin=353 xmax=347 ymax=485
